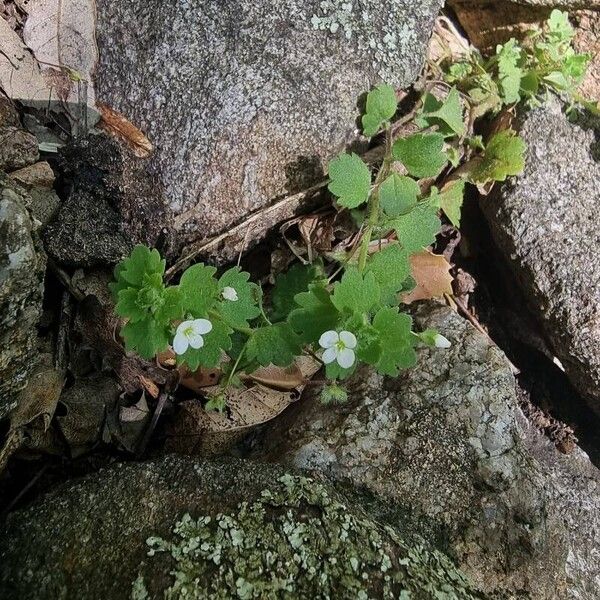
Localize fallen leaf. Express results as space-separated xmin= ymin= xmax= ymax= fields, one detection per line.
xmin=97 ymin=102 xmax=153 ymax=158
xmin=119 ymin=392 xmax=149 ymax=423
xmin=0 ymin=11 xmax=98 ymax=124
xmin=165 ymin=356 xmax=321 ymax=456
xmin=402 ymin=250 xmax=454 ymax=304
xmin=244 ymin=363 xmax=304 ymax=390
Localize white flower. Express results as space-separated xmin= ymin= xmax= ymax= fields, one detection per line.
xmin=434 ymin=334 xmax=451 ymax=349
xmin=172 ymin=319 xmax=213 ymax=355
xmin=222 ymin=286 xmax=238 ymax=302
xmin=319 ymin=330 xmax=357 ymax=369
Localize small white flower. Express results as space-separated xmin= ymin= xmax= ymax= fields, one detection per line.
xmin=172 ymin=319 xmax=213 ymax=355
xmin=222 ymin=286 xmax=238 ymax=302
xmin=434 ymin=334 xmax=451 ymax=349
xmin=319 ymin=330 xmax=357 ymax=369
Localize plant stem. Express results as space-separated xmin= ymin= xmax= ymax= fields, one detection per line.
xmin=357 ymin=126 xmax=393 ymax=272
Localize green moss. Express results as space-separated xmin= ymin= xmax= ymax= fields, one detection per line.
xmin=136 ymin=474 xmax=483 ymax=599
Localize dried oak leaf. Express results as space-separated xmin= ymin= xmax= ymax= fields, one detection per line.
xmin=402 ymin=250 xmax=453 ymax=304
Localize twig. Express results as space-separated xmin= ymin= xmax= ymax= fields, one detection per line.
xmin=47 ymin=258 xmax=84 ymax=302
xmin=135 ymin=373 xmax=179 ymax=458
xmin=1 ymin=464 xmax=49 ymax=518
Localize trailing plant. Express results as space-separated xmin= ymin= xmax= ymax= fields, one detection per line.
xmin=110 ymin=10 xmax=589 ymax=410
xmin=440 ymin=9 xmax=592 ymax=115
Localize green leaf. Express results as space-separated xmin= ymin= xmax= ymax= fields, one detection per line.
xmin=121 ymin=318 xmax=170 ymax=360
xmin=271 ymin=263 xmax=324 ymax=322
xmin=471 ymin=130 xmax=526 ymax=184
xmin=379 ymin=174 xmax=419 ymax=217
xmin=246 ymin=323 xmax=302 ymax=367
xmin=420 ymin=88 xmax=465 ymax=136
xmin=362 ymin=84 xmax=397 ymax=137
xmin=393 ymin=133 xmax=448 ymax=179
xmin=327 ymin=153 xmax=372 ymax=208
xmin=217 ymin=267 xmax=261 ymax=327
xmin=331 ymin=268 xmax=380 ymax=315
xmin=155 ymin=287 xmax=184 ymax=323
xmin=119 ymin=245 xmax=165 ymax=287
xmin=429 ymin=181 xmax=465 ymax=227
xmin=177 ymin=319 xmax=232 ymax=370
xmin=496 ymin=39 xmax=523 ymax=104
xmin=288 ymin=284 xmax=340 ymax=344
xmin=547 ymin=9 xmax=574 ymax=44
xmin=179 ymin=263 xmax=219 ymax=317
xmin=365 ymin=243 xmax=411 ymax=303
xmin=388 ymin=202 xmax=441 ymax=254
xmin=372 ymin=307 xmax=417 ymax=376
xmin=115 ymin=288 xmax=148 ymax=323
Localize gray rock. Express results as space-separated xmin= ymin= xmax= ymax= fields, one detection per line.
xmin=0 ymin=456 xmax=486 ymax=599
xmin=480 ymin=100 xmax=600 ymax=416
xmin=0 ymin=127 xmax=39 ymax=172
xmin=254 ymin=302 xmax=600 ymax=599
xmin=0 ymin=95 xmax=20 ymax=128
xmin=94 ymin=0 xmax=443 ymax=256
xmin=0 ymin=176 xmax=45 ymax=420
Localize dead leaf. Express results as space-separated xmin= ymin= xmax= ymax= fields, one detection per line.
xmin=0 ymin=354 xmax=64 ymax=472
xmin=103 ymin=392 xmax=151 ymax=453
xmin=245 ymin=363 xmax=304 ymax=390
xmin=23 ymin=0 xmax=97 ymax=76
xmin=119 ymin=393 xmax=149 ymax=423
xmin=165 ymin=356 xmax=321 ymax=456
xmin=0 ymin=10 xmax=98 ymax=124
xmin=97 ymin=102 xmax=153 ymax=158
xmin=402 ymin=251 xmax=454 ymax=304
xmin=22 ymin=0 xmax=98 ymax=122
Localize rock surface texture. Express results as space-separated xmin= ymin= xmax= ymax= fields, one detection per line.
xmin=0 ymin=176 xmax=45 ymax=420
xmin=254 ymin=303 xmax=600 ymax=599
xmin=0 ymin=456 xmax=486 ymax=599
xmin=94 ymin=0 xmax=443 ymax=256
xmin=480 ymin=101 xmax=600 ymax=417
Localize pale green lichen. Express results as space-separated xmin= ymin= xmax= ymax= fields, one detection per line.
xmin=135 ymin=474 xmax=483 ymax=599
xmin=308 ymin=0 xmax=423 ymax=82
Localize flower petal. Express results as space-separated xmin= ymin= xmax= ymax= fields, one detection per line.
xmin=176 ymin=320 xmax=193 ymax=335
xmin=188 ymin=333 xmax=205 ymax=349
xmin=193 ymin=319 xmax=213 ymax=335
xmin=322 ymin=347 xmax=338 ymax=364
xmin=222 ymin=286 xmax=238 ymax=301
xmin=173 ymin=331 xmax=189 ymax=355
xmin=339 ymin=330 xmax=357 ymax=349
xmin=319 ymin=330 xmax=339 ymax=349
xmin=337 ymin=348 xmax=355 ymax=369
xmin=434 ymin=334 xmax=451 ymax=349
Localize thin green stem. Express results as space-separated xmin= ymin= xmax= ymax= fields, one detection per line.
xmin=222 ymin=344 xmax=247 ymax=390
xmin=357 ymin=126 xmax=393 ymax=272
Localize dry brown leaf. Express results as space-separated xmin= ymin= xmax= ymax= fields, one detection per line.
xmin=402 ymin=250 xmax=453 ymax=304
xmin=97 ymin=102 xmax=153 ymax=158
xmin=244 ymin=363 xmax=304 ymax=391
xmin=165 ymin=356 xmax=321 ymax=456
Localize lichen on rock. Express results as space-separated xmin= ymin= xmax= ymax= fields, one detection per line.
xmin=0 ymin=456 xmax=485 ymax=599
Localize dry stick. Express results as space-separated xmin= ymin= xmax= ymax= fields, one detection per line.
xmin=135 ymin=369 xmax=180 ymax=457
xmin=164 ymin=99 xmax=425 ymax=282
xmin=1 ymin=464 xmax=49 ymax=518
